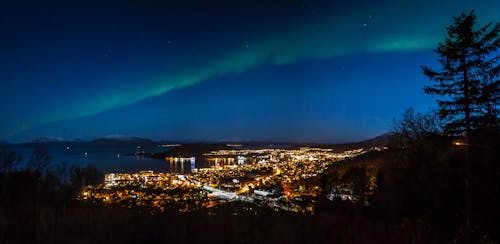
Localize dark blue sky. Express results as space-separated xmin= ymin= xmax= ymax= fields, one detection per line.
xmin=1 ymin=0 xmax=499 ymax=142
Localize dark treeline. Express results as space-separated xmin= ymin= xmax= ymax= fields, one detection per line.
xmin=322 ymin=10 xmax=499 ymax=243
xmin=1 ymin=131 xmax=497 ymax=243
xmin=371 ymin=111 xmax=499 ymax=242
xmin=361 ymin=10 xmax=500 ymax=242
xmin=362 ymin=10 xmax=499 ymax=242
xmin=0 ymin=144 xmax=103 ymax=242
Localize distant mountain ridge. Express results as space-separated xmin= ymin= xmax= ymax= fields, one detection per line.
xmin=89 ymin=136 xmax=154 ymax=146
xmin=32 ymin=136 xmax=66 ymax=143
xmin=12 ymin=132 xmax=393 ymax=148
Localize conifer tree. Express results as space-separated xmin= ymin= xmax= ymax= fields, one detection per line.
xmin=423 ymin=10 xmax=499 ymax=135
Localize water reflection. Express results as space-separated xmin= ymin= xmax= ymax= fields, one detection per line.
xmin=165 ymin=156 xmax=248 ymax=174
xmin=166 ymin=157 xmax=196 ymax=174
xmin=9 ymin=144 xmax=169 ymax=174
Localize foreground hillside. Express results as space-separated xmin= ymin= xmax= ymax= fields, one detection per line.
xmin=1 ymin=131 xmax=499 ymax=243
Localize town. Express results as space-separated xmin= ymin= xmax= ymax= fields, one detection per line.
xmin=79 ymin=147 xmax=382 ymax=213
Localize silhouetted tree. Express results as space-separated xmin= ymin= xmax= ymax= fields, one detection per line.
xmin=55 ymin=161 xmax=68 ymax=186
xmin=29 ymin=144 xmax=50 ymax=175
xmin=392 ymin=108 xmax=442 ymax=147
xmin=27 ymin=144 xmax=52 ymax=242
xmin=422 ymin=10 xmax=500 ymax=135
xmin=1 ymin=147 xmax=22 ymax=223
xmin=478 ymin=75 xmax=500 ymax=129
xmin=69 ymin=165 xmax=83 ymax=188
xmin=69 ymin=165 xmax=103 ymax=188
xmin=81 ymin=165 xmax=103 ymax=186
xmin=421 ymin=12 xmax=499 ymax=241
xmin=0 ymin=146 xmax=22 ymax=174
xmin=1 ymin=146 xmax=22 ymax=200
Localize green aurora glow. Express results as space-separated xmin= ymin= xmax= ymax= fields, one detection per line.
xmin=2 ymin=0 xmax=499 ymax=139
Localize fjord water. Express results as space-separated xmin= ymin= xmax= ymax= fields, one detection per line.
xmin=9 ymin=144 xmax=171 ymax=173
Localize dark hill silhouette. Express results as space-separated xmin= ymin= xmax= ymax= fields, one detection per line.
xmin=320 ymin=133 xmax=393 ymax=152
xmin=150 ymin=133 xmax=393 ymax=161
xmin=153 ymin=143 xmax=233 ymax=159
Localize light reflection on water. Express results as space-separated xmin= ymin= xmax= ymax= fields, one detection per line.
xmin=8 ymin=144 xmax=249 ymax=174
xmin=166 ymin=157 xmax=196 ymax=174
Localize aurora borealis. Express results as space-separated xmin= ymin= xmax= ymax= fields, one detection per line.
xmin=1 ymin=0 xmax=499 ymax=142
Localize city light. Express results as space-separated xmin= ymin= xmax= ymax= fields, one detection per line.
xmin=79 ymin=146 xmax=381 ymax=214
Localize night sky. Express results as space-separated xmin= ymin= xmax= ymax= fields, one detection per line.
xmin=1 ymin=0 xmax=499 ymax=143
